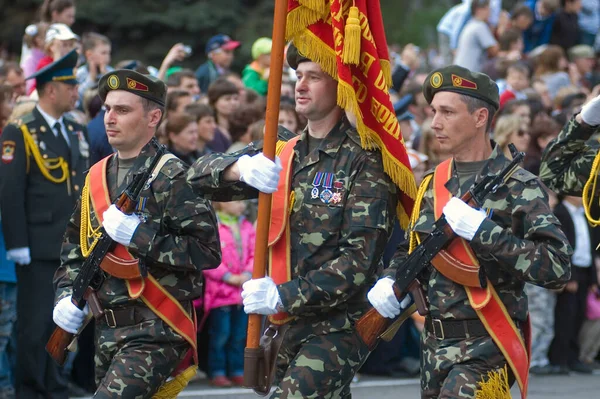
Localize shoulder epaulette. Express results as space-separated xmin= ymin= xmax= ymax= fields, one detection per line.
xmin=19 ymin=112 xmax=36 ymax=126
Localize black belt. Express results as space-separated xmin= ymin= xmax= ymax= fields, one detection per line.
xmin=425 ymin=317 xmax=488 ymax=340
xmin=101 ymin=306 xmax=159 ymax=328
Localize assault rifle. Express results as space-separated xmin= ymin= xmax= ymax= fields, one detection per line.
xmin=46 ymin=143 xmax=166 ymax=365
xmin=356 ymin=145 xmax=524 ymax=350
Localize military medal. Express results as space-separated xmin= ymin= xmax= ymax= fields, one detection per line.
xmin=136 ymin=197 xmax=148 ymax=222
xmin=39 ymin=141 xmax=46 ymax=151
xmin=311 ymin=172 xmax=324 ymax=199
xmin=320 ymin=173 xmax=334 ymax=204
xmin=331 ymin=180 xmax=344 ymax=204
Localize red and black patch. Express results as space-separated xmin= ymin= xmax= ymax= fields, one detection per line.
xmin=126 ymin=78 xmax=149 ymax=92
xmin=451 ymin=74 xmax=477 ymax=90
xmin=2 ymin=141 xmax=16 ymax=164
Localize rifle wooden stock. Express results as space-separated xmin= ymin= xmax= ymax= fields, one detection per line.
xmin=356 ymin=281 xmax=426 ymax=351
xmin=45 ymin=326 xmax=72 ymax=366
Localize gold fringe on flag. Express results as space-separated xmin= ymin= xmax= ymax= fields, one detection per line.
xmin=475 ymin=366 xmax=512 ymax=399
xmin=299 ymin=0 xmax=328 ymax=14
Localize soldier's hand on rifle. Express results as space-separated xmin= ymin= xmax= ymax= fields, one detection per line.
xmin=236 ymin=153 xmax=282 ymax=194
xmin=368 ymin=277 xmax=407 ymax=319
xmin=6 ymin=247 xmax=31 ymax=265
xmin=580 ymin=91 xmax=600 ymax=126
xmin=241 ymin=276 xmax=282 ymax=315
xmin=442 ymin=197 xmax=487 ymax=241
xmin=102 ymin=204 xmax=141 ymax=246
xmin=52 ymin=296 xmax=89 ymax=334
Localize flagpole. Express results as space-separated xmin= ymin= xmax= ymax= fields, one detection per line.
xmin=243 ymin=0 xmax=287 ymax=391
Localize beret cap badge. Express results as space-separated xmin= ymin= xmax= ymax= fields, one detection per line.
xmin=107 ymin=75 xmax=119 ymax=90
xmin=430 ymin=72 xmax=443 ymax=89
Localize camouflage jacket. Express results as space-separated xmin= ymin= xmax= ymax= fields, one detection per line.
xmin=187 ymin=118 xmax=398 ymax=331
xmin=54 ymin=139 xmax=221 ymax=307
xmin=384 ymin=145 xmax=571 ymax=322
xmin=540 ymin=116 xmax=600 ymax=196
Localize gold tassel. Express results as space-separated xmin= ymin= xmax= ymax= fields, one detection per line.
xmin=475 ymin=366 xmax=512 ymax=399
xmin=342 ymin=5 xmax=361 ymax=65
xmin=152 ymin=365 xmax=198 ymax=399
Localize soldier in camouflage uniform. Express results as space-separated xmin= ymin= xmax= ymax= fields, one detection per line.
xmin=186 ymin=45 xmax=398 ymax=398
xmin=368 ymin=65 xmax=572 ymax=398
xmin=540 ymin=93 xmax=600 ymax=196
xmin=52 ymin=69 xmax=221 ymax=398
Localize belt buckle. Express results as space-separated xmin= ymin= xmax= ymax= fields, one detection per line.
xmin=432 ymin=319 xmax=445 ymax=340
xmin=104 ymin=309 xmax=117 ymax=328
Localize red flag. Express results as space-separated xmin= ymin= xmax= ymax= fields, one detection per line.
xmin=286 ymin=0 xmax=416 ymax=226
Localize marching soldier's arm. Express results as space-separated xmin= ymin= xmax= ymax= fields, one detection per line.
xmin=187 ymin=127 xmax=296 ymax=201
xmin=0 ymin=124 xmax=29 ymax=251
xmin=469 ymin=179 xmax=572 ymax=289
xmin=129 ymin=165 xmax=221 ymax=271
xmin=540 ymin=115 xmax=600 ymax=195
xmin=277 ymin=152 xmax=397 ymax=314
xmin=54 ymin=199 xmax=84 ymax=303
xmin=186 ymin=149 xmax=259 ymax=202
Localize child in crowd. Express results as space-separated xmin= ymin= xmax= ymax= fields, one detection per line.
xmin=20 ymin=22 xmax=48 ymax=94
xmin=76 ymin=32 xmax=113 ymax=101
xmin=242 ymin=37 xmax=272 ymax=96
xmin=579 ymin=285 xmax=600 ymax=369
xmin=278 ymin=101 xmax=302 ymax=135
xmin=203 ymin=201 xmax=255 ymax=387
xmin=184 ymin=103 xmax=217 ymax=157
xmin=499 ymin=62 xmax=530 ymax=108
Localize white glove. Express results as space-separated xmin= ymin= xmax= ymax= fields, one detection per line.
xmin=367 ymin=277 xmax=411 ymax=319
xmin=443 ymin=197 xmax=487 ymax=241
xmin=6 ymin=247 xmax=31 ymax=265
xmin=237 ymin=154 xmax=282 ymax=194
xmin=53 ymin=296 xmax=89 ymax=334
xmin=581 ymin=94 xmax=600 ymax=126
xmin=102 ymin=204 xmax=141 ymax=246
xmin=241 ymin=277 xmax=281 ymax=315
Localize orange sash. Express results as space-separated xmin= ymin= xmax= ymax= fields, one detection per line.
xmin=433 ymin=159 xmax=530 ymax=399
xmin=267 ymin=137 xmax=300 ymax=325
xmin=87 ymin=155 xmax=197 ymax=362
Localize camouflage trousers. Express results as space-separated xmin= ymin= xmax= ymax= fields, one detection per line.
xmin=421 ymin=329 xmax=510 ymax=399
xmin=93 ymin=318 xmax=188 ymax=398
xmin=525 ymin=284 xmax=555 ymax=367
xmin=271 ymin=324 xmax=369 ymax=399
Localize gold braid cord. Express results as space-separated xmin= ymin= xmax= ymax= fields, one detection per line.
xmin=80 ymin=174 xmax=102 ymax=258
xmin=583 ymin=150 xmax=600 ymax=226
xmin=20 ymin=125 xmax=69 ymax=184
xmin=408 ymin=175 xmax=433 ymax=253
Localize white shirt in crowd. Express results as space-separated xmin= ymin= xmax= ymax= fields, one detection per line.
xmin=453 ymin=19 xmax=497 ymax=73
xmin=563 ymin=201 xmax=592 ymax=268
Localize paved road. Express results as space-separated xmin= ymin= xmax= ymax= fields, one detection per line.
xmin=175 ymin=371 xmax=600 ymax=399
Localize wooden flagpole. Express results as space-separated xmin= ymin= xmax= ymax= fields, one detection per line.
xmin=243 ymin=0 xmax=288 ymax=391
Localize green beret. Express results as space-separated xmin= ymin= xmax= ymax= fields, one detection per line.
xmin=423 ymin=65 xmax=499 ymax=110
xmin=286 ymin=43 xmax=310 ymax=70
xmin=99 ymin=69 xmax=167 ymax=107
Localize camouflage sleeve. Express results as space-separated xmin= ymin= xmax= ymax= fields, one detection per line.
xmin=129 ymin=165 xmax=221 ymax=271
xmin=470 ymin=180 xmax=572 ymax=290
xmin=277 ymin=152 xmax=396 ymax=314
xmin=186 ymin=149 xmax=258 ymax=202
xmin=54 ymin=199 xmax=84 ymax=303
xmin=187 ymin=127 xmax=298 ymax=201
xmin=540 ymin=116 xmax=600 ymax=195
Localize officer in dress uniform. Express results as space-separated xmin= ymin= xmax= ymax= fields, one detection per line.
xmin=0 ymin=49 xmax=89 ymax=398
